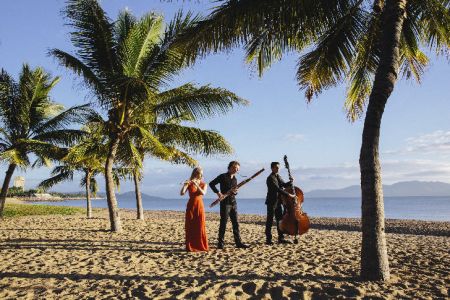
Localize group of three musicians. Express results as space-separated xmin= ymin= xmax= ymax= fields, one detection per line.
xmin=180 ymin=161 xmax=296 ymax=252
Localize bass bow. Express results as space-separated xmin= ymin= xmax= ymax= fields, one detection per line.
xmin=209 ymin=168 xmax=265 ymax=207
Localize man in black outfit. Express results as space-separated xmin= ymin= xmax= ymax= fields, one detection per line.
xmin=209 ymin=161 xmax=249 ymax=249
xmin=265 ymin=162 xmax=296 ymax=245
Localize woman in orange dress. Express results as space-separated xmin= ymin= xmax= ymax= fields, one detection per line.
xmin=180 ymin=167 xmax=209 ymax=252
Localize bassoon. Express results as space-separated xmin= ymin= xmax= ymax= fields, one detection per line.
xmin=209 ymin=168 xmax=265 ymax=207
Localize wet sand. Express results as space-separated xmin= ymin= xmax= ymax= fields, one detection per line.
xmin=0 ymin=209 xmax=448 ymax=299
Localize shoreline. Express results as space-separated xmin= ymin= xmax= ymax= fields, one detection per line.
xmin=0 ymin=209 xmax=448 ymax=299
xmin=6 ymin=197 xmax=105 ymax=202
xmin=6 ymin=200 xmax=450 ymax=236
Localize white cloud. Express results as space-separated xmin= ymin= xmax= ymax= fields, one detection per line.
xmin=381 ymin=159 xmax=450 ymax=183
xmin=385 ymin=130 xmax=450 ymax=156
xmin=284 ymin=133 xmax=306 ymax=142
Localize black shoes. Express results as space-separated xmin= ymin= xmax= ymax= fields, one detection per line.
xmin=236 ymin=243 xmax=249 ymax=249
xmin=267 ymin=239 xmax=292 ymax=245
xmin=217 ymin=243 xmax=249 ymax=249
xmin=278 ymin=239 xmax=292 ymax=244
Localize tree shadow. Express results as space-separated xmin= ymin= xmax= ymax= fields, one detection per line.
xmin=1 ymin=238 xmax=183 ymax=246
xmin=0 ymin=270 xmax=362 ymax=299
xmin=0 ymin=228 xmax=109 ymax=232
xmin=0 ymin=270 xmax=358 ymax=284
xmin=0 ymin=238 xmax=185 ymax=253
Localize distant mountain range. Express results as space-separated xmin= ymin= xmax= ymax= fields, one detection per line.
xmin=57 ymin=181 xmax=450 ymax=200
xmin=305 ymin=181 xmax=450 ymax=198
xmin=117 ymin=191 xmax=167 ymax=201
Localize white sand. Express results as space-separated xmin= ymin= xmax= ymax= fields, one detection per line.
xmin=0 ymin=209 xmax=448 ymax=299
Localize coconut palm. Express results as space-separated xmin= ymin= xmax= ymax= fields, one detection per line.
xmin=180 ymin=0 xmax=450 ymax=280
xmin=39 ymin=163 xmax=101 ymax=218
xmin=50 ymin=0 xmax=248 ymax=232
xmin=118 ymin=109 xmax=235 ymax=221
xmin=0 ymin=64 xmax=93 ymax=216
xmin=38 ymin=122 xmax=108 ymax=218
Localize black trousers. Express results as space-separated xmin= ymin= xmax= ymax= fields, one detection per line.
xmin=265 ymin=201 xmax=284 ymax=242
xmin=218 ymin=203 xmax=242 ymax=245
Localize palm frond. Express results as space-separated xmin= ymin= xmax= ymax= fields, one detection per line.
xmin=0 ymin=149 xmax=29 ymax=167
xmin=141 ymin=11 xmax=200 ymax=90
xmin=121 ymin=13 xmax=163 ymax=77
xmin=181 ymin=0 xmax=353 ymax=63
xmin=244 ymin=29 xmax=284 ymax=76
xmin=31 ymin=156 xmax=53 ymax=168
xmin=153 ymin=84 xmax=248 ymax=121
xmin=50 ymin=49 xmax=107 ymax=100
xmin=344 ymin=10 xmax=382 ymax=121
xmin=297 ymin=1 xmax=366 ymax=101
xmin=64 ymin=0 xmax=118 ymax=78
xmin=399 ymin=29 xmax=429 ymax=82
xmin=0 ymin=128 xmax=12 ymax=146
xmin=412 ymin=0 xmax=450 ymax=55
xmin=163 ymin=147 xmax=197 ymax=167
xmin=33 ymin=129 xmax=87 ymax=147
xmin=127 ymin=124 xmax=173 ymax=161
xmin=16 ymin=138 xmax=67 ymax=161
xmin=31 ymin=104 xmax=94 ymax=136
xmin=116 ymin=138 xmax=144 ymax=169
xmin=115 ymin=9 xmax=137 ymax=50
xmin=38 ymin=167 xmax=74 ymax=190
xmin=156 ymin=123 xmax=233 ymax=156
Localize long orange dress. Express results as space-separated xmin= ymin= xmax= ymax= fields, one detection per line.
xmin=185 ymin=181 xmax=209 ymax=252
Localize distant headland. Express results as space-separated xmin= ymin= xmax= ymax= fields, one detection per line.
xmin=305 ymin=181 xmax=450 ymax=198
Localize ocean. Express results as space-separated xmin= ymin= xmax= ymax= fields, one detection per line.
xmin=28 ymin=195 xmax=450 ymax=222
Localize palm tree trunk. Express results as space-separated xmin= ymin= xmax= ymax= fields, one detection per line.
xmin=360 ymin=0 xmax=407 ymax=281
xmin=133 ymin=170 xmax=144 ymax=220
xmin=105 ymin=137 xmax=122 ymax=232
xmin=85 ymin=170 xmax=92 ymax=219
xmin=0 ymin=164 xmax=17 ymax=217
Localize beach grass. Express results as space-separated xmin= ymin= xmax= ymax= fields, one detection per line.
xmin=2 ymin=203 xmax=83 ymax=218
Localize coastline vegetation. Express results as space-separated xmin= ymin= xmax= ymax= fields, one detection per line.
xmin=6 ymin=187 xmax=100 ymax=199
xmin=2 ymin=203 xmax=83 ymax=218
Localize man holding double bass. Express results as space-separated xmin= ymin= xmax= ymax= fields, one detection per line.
xmin=265 ymin=162 xmax=296 ymax=245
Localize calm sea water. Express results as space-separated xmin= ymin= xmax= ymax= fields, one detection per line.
xmin=29 ymin=195 xmax=450 ymax=221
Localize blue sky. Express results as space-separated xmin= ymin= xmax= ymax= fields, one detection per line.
xmin=1 ymin=0 xmax=449 ymax=198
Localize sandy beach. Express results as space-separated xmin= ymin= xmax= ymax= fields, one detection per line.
xmin=0 ymin=208 xmax=448 ymax=299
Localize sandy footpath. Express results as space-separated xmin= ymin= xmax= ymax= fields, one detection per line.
xmin=0 ymin=209 xmax=448 ymax=299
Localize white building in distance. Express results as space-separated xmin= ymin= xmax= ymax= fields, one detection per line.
xmin=13 ymin=176 xmax=25 ymax=189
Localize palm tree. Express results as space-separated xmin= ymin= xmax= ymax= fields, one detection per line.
xmin=50 ymin=0 xmax=247 ymax=232
xmin=118 ymin=110 xmax=235 ymax=221
xmin=180 ymin=0 xmax=450 ymax=280
xmin=38 ymin=122 xmax=108 ymax=218
xmin=0 ymin=64 xmax=92 ymax=216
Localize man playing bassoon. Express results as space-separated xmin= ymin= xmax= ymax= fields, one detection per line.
xmin=209 ymin=161 xmax=249 ymax=249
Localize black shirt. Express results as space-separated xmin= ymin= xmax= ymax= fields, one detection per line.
xmin=209 ymin=172 xmax=238 ymax=205
xmin=266 ymin=173 xmax=291 ymax=205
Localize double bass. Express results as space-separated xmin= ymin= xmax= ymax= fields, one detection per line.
xmin=279 ymin=155 xmax=310 ymax=242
